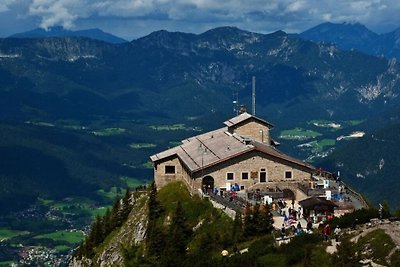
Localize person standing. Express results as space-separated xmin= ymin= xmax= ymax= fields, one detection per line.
xmin=334 ymin=225 xmax=341 ymax=242
xmin=281 ymin=224 xmax=286 ymax=238
xmin=323 ymin=223 xmax=331 ymax=241
xmin=306 ymin=219 xmax=313 ymax=233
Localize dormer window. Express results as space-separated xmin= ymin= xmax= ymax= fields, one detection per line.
xmin=243 ymin=137 xmax=252 ymax=145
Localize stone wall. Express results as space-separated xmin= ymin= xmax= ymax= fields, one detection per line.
xmin=191 ymin=150 xmax=312 ymax=193
xmin=154 ymin=156 xmax=183 ymax=189
xmin=232 ymin=120 xmax=271 ymax=144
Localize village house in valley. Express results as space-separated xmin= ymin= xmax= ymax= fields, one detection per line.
xmin=150 ymin=112 xmax=317 ymax=201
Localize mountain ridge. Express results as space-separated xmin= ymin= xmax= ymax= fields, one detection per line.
xmin=299 ymin=22 xmax=400 ymax=60
xmin=9 ymin=26 xmax=127 ymax=44
xmin=1 ymin=26 xmax=400 ymax=212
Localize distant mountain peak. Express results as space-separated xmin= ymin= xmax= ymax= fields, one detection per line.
xmin=302 ymin=21 xmax=376 ymax=37
xmin=9 ymin=27 xmax=127 ymax=44
xmin=300 ymin=21 xmax=400 ymax=60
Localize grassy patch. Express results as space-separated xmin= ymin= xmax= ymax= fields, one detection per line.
xmin=185 ymin=116 xmax=201 ymax=121
xmin=97 ymin=187 xmax=124 ymax=201
xmin=298 ymin=139 xmax=336 ymax=153
xmin=121 ymin=177 xmax=148 ymax=188
xmin=309 ymin=120 xmax=342 ymax=130
xmin=129 ymin=143 xmax=157 ymax=149
xmin=157 ymin=182 xmax=234 ymax=254
xmin=26 ymin=121 xmax=55 ymax=127
xmin=92 ymin=128 xmax=126 ymax=136
xmin=315 ymin=139 xmax=336 ymax=151
xmin=89 ymin=206 xmax=110 ymax=218
xmin=34 ymin=231 xmax=84 ymax=244
xmin=0 ymin=260 xmax=15 ymax=266
xmin=37 ymin=197 xmax=53 ymax=205
xmin=56 ymin=119 xmax=85 ymax=130
xmin=50 ymin=197 xmax=95 ymax=211
xmin=150 ymin=124 xmax=186 ymax=131
xmin=63 ymin=125 xmax=84 ymax=130
xmin=0 ymin=229 xmax=29 ymax=241
xmin=279 ymin=128 xmax=322 ymax=140
xmin=141 ymin=161 xmax=153 ymax=169
xmin=54 ymin=245 xmax=72 ymax=252
xmin=356 ymin=229 xmax=395 ymax=265
xmin=346 ymin=120 xmax=365 ymax=126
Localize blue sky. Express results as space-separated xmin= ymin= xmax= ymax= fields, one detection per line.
xmin=1 ymin=0 xmax=400 ymax=41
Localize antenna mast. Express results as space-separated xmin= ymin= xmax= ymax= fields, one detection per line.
xmin=232 ymin=90 xmax=239 ymax=115
xmin=252 ymin=76 xmax=256 ymax=115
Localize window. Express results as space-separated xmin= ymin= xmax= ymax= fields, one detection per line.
xmin=285 ymin=171 xmax=292 ymax=179
xmin=241 ymin=172 xmax=249 ymax=180
xmin=165 ymin=165 xmax=176 ymax=174
xmin=226 ymin=172 xmax=234 ymax=180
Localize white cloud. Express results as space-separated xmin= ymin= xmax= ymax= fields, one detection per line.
xmin=0 ymin=0 xmax=18 ymax=13
xmin=1 ymin=0 xmax=400 ymax=38
xmin=286 ymin=0 xmax=308 ymax=12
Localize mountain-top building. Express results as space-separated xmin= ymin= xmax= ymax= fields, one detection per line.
xmin=150 ymin=112 xmax=317 ymax=200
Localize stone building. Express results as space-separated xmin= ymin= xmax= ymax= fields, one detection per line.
xmin=150 ymin=112 xmax=316 ymax=198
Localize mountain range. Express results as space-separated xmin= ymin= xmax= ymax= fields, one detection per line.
xmin=1 ymin=24 xmax=400 ymax=213
xmin=9 ymin=26 xmax=127 ymax=44
xmin=299 ymin=22 xmax=400 ymax=60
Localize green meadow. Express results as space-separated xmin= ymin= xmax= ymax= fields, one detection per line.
xmin=92 ymin=127 xmax=126 ymax=136
xmin=0 ymin=229 xmax=29 ymax=241
xmin=279 ymin=127 xmax=322 ymax=140
xmin=34 ymin=230 xmax=83 ymax=244
xmin=129 ymin=143 xmax=157 ymax=149
xmin=150 ymin=124 xmax=186 ymax=131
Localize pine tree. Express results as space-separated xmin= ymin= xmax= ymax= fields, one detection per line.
xmin=162 ymin=201 xmax=192 ymax=266
xmin=243 ymin=203 xmax=255 ymax=238
xmin=332 ymin=236 xmax=361 ymax=267
xmin=89 ymin=215 xmax=104 ymax=246
xmin=120 ymin=189 xmax=132 ymax=221
xmin=110 ymin=198 xmax=122 ymax=228
xmin=102 ymin=208 xmax=113 ymax=237
xmin=258 ymin=204 xmax=274 ymax=235
xmin=232 ymin=211 xmax=243 ymax=251
xmin=148 ymin=182 xmax=163 ymax=220
xmin=146 ymin=182 xmax=165 ymax=258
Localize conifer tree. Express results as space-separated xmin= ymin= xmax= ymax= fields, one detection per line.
xmin=243 ymin=203 xmax=255 ymax=238
xmin=258 ymin=204 xmax=274 ymax=235
xmin=252 ymin=203 xmax=261 ymax=233
xmin=102 ymin=208 xmax=113 ymax=237
xmin=146 ymin=182 xmax=165 ymax=258
xmin=89 ymin=215 xmax=104 ymax=246
xmin=332 ymin=236 xmax=361 ymax=267
xmin=162 ymin=201 xmax=191 ymax=266
xmin=232 ymin=211 xmax=243 ymax=251
xmin=120 ymin=189 xmax=132 ymax=220
xmin=110 ymin=198 xmax=122 ymax=228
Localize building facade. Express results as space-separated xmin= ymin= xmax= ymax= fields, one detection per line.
xmin=150 ymin=112 xmax=315 ymax=197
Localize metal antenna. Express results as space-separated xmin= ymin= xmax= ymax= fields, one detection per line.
xmin=232 ymin=90 xmax=239 ymax=115
xmin=252 ymin=76 xmax=256 ymax=116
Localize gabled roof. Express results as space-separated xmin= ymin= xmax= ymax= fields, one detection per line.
xmin=252 ymin=141 xmax=314 ymax=170
xmin=150 ymin=128 xmax=314 ymax=174
xmin=151 ymin=127 xmax=252 ymax=172
xmin=223 ymin=112 xmax=273 ymax=128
